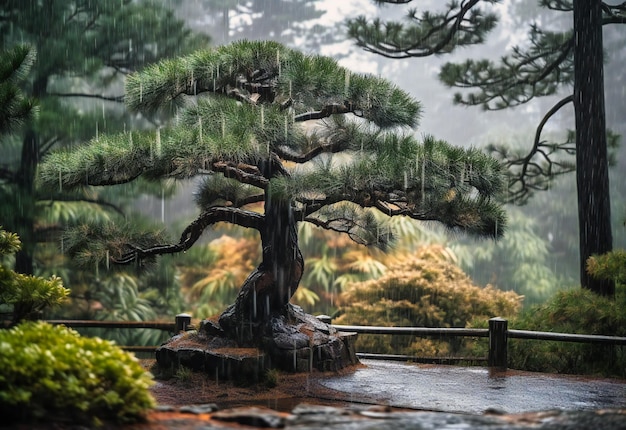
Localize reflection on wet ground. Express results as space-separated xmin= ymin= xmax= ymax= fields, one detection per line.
xmin=319 ymin=359 xmax=626 ymax=414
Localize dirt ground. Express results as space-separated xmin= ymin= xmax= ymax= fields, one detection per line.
xmin=142 ymin=359 xmax=369 ymax=411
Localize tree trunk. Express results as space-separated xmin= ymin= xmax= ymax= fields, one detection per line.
xmin=13 ymin=75 xmax=48 ymax=276
xmin=218 ymin=163 xmax=304 ymax=342
xmin=573 ymin=0 xmax=614 ymax=296
xmin=14 ymin=129 xmax=38 ymax=275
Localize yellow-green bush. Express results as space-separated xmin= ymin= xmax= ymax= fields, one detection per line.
xmin=335 ymin=245 xmax=522 ymax=356
xmin=0 ymin=321 xmax=155 ymax=425
xmin=0 ymin=228 xmax=69 ymax=325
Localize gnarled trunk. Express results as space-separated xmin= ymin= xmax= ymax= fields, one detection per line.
xmin=218 ymin=170 xmax=303 ymax=342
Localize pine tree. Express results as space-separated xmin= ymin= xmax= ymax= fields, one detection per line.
xmin=0 ymin=0 xmax=208 ymax=276
xmin=348 ymin=0 xmax=625 ymax=296
xmin=40 ymin=40 xmax=506 ymax=349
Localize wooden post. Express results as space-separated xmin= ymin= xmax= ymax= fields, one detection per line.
xmin=488 ymin=317 xmax=508 ymax=369
xmin=175 ymin=313 xmax=192 ymax=333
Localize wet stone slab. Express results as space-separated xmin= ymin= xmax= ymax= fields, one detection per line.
xmin=150 ymin=404 xmax=626 ymax=429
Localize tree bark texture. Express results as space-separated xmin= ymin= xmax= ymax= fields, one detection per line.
xmin=218 ymin=161 xmax=304 ymax=341
xmin=13 ymin=75 xmax=49 ymax=276
xmin=14 ymin=129 xmax=38 ymax=276
xmin=573 ymin=0 xmax=614 ymax=296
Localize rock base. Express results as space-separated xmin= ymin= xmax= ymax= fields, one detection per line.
xmin=156 ymin=305 xmax=358 ymax=382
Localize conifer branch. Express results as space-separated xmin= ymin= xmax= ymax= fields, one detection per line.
xmin=47 ymin=92 xmax=124 ymax=102
xmin=302 ymin=216 xmax=373 ymax=246
xmin=294 ymin=101 xmax=362 ymax=122
xmin=601 ymin=1 xmax=626 ymax=23
xmin=212 ymin=161 xmax=269 ymax=189
xmin=275 ymin=140 xmax=346 ymax=163
xmin=112 ymin=207 xmax=264 ymax=264
xmin=39 ymin=137 xmax=60 ymax=158
xmin=349 ymin=0 xmax=494 ymax=59
xmin=238 ymin=194 xmax=265 ymax=207
xmin=490 ymin=95 xmax=575 ymax=203
xmin=442 ymin=30 xmax=573 ymax=109
xmin=44 ymin=194 xmax=126 ymax=217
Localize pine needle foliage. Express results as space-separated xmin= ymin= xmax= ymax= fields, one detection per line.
xmin=509 ymin=287 xmax=626 ymax=376
xmin=0 ymin=45 xmax=37 ymax=136
xmin=40 ymin=40 xmax=507 ymax=273
xmin=440 ymin=26 xmax=574 ymax=110
xmin=347 ymin=1 xmax=499 ymax=59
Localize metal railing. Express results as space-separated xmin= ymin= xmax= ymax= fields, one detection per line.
xmin=41 ymin=315 xmax=626 ymax=368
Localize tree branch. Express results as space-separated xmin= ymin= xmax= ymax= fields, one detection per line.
xmin=211 ymin=161 xmax=269 ymax=189
xmin=274 ymin=140 xmax=347 ymax=163
xmin=47 ymin=92 xmax=124 ymax=102
xmin=602 ymin=1 xmax=626 ymax=23
xmin=351 ymin=0 xmax=489 ymax=59
xmin=44 ymin=194 xmax=126 ymax=217
xmin=39 ymin=136 xmax=60 ymax=158
xmin=494 ymin=94 xmax=575 ymax=203
xmin=113 ymin=207 xmax=265 ymax=264
xmin=294 ymin=101 xmax=362 ymax=122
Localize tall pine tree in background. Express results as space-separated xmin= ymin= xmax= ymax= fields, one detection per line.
xmin=0 ymin=0 xmax=206 ymax=286
xmin=0 ymin=0 xmax=208 ymax=278
xmin=348 ymin=0 xmax=625 ymax=296
xmin=40 ymin=40 xmax=506 ymax=343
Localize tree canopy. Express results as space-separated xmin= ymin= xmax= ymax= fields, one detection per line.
xmin=41 ymin=40 xmax=505 ymax=245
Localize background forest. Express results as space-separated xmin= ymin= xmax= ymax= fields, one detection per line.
xmin=1 ymin=0 xmax=625 ymax=375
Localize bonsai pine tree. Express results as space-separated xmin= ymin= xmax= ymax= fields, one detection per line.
xmin=40 ymin=40 xmax=506 ymax=344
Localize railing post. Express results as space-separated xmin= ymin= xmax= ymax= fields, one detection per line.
xmin=488 ymin=317 xmax=508 ymax=369
xmin=175 ymin=313 xmax=192 ymax=333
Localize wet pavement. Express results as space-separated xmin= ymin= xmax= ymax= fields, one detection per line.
xmin=127 ymin=359 xmax=626 ymax=429
xmin=319 ymin=359 xmax=626 ymax=414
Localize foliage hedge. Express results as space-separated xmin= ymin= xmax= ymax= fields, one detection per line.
xmin=0 ymin=321 xmax=155 ymax=425
xmin=508 ymin=287 xmax=626 ymax=377
xmin=335 ymin=245 xmax=522 ymax=356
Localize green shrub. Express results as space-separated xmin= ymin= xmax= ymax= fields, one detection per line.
xmin=0 ymin=321 xmax=155 ymax=425
xmin=508 ymin=287 xmax=626 ymax=377
xmin=0 ymin=228 xmax=70 ymax=325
